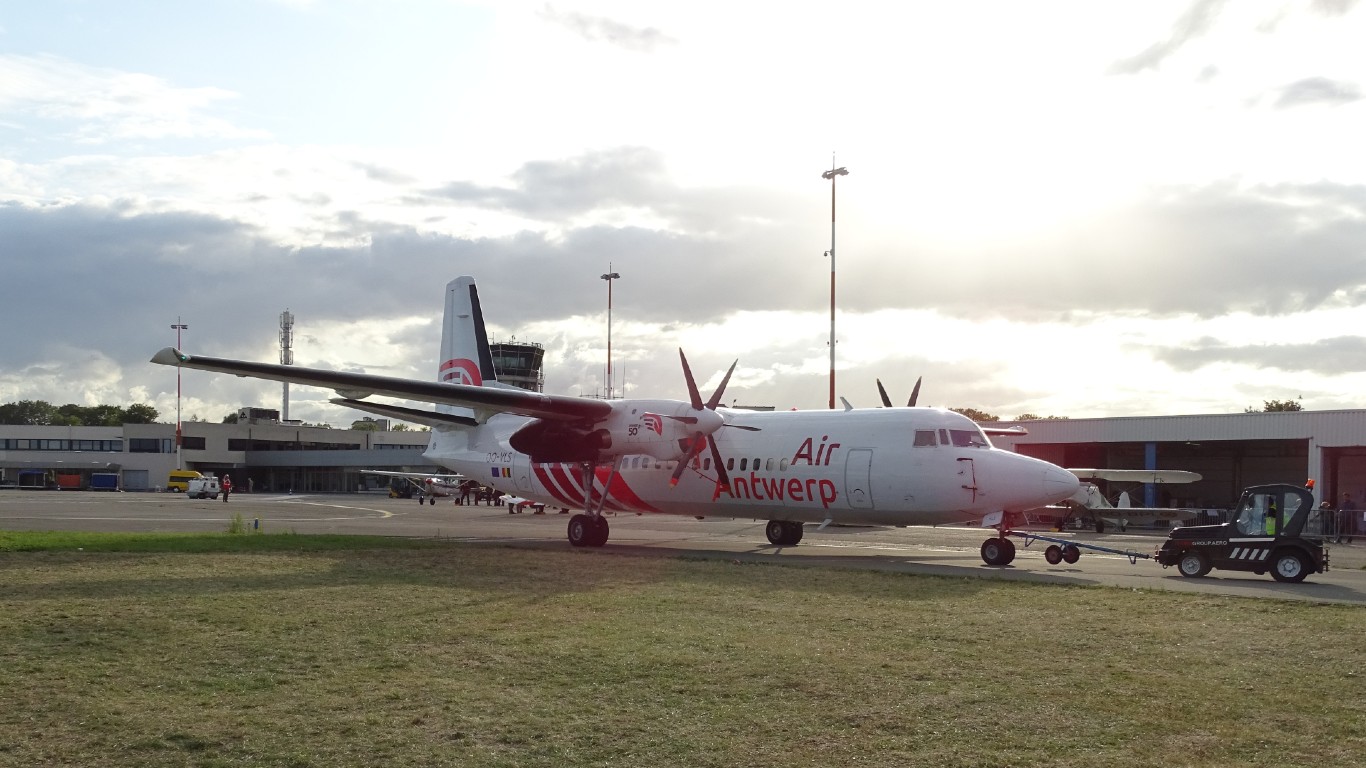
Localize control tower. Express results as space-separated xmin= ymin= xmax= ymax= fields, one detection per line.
xmin=490 ymin=340 xmax=544 ymax=392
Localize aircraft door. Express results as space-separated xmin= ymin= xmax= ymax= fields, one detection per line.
xmin=846 ymin=449 xmax=874 ymax=509
xmin=958 ymin=457 xmax=982 ymax=504
xmin=513 ymin=453 xmax=533 ymax=493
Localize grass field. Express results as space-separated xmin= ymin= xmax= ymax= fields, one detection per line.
xmin=2 ymin=531 xmax=1364 ymax=767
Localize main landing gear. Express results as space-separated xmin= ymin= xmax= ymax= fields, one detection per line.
xmin=765 ymin=520 xmax=804 ymax=546
xmin=567 ymin=513 xmax=609 ymax=547
xmin=567 ymin=458 xmax=620 ymax=549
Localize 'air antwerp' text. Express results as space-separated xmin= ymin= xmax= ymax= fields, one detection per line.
xmin=727 ymin=473 xmax=838 ymax=508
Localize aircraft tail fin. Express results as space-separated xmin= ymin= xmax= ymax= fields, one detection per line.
xmin=439 ymin=276 xmax=498 ymax=388
xmin=434 ymin=277 xmax=499 ymax=419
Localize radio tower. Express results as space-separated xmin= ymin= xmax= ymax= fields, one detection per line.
xmin=280 ymin=310 xmax=294 ymax=421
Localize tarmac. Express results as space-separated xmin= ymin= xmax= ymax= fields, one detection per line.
xmin=3 ymin=489 xmax=1365 ymax=606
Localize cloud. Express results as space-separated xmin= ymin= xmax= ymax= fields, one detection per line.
xmin=422 ymin=146 xmax=807 ymax=239
xmin=429 ymin=146 xmax=673 ymax=219
xmin=0 ymin=54 xmax=267 ymax=144
xmin=856 ymin=181 xmax=1366 ymax=320
xmin=1154 ymin=335 xmax=1366 ymax=373
xmin=1272 ymin=76 xmax=1363 ymax=108
xmin=1310 ymin=0 xmax=1361 ymax=17
xmin=537 ymin=5 xmax=678 ymax=52
xmin=1109 ymin=0 xmax=1227 ymax=75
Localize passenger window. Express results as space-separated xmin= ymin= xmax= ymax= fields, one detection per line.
xmin=727 ymin=458 xmax=735 ymax=471
xmin=703 ymin=458 xmax=710 ymax=471
xmin=779 ymin=458 xmax=789 ymax=470
xmin=740 ymin=458 xmax=748 ymax=471
xmin=914 ymin=430 xmax=937 ymax=447
xmin=766 ymin=458 xmax=774 ymax=471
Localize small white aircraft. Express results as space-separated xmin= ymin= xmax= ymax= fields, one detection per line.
xmin=1063 ymin=469 xmax=1203 ymax=532
xmin=151 ymin=276 xmax=1080 ymax=565
xmin=359 ymin=469 xmax=465 ymax=504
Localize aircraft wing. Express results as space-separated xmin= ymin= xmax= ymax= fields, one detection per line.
xmin=150 ymin=348 xmax=612 ymax=423
xmin=359 ymin=470 xmax=464 ymax=482
xmin=1068 ymin=468 xmax=1202 ymax=484
xmin=982 ymin=425 xmax=1027 ymax=436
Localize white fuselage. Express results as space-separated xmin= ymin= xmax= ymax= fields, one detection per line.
xmin=426 ymin=406 xmax=1079 ymax=526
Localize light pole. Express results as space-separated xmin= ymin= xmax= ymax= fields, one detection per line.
xmin=822 ymin=160 xmax=848 ymax=410
xmin=171 ymin=319 xmax=188 ymax=469
xmin=601 ymin=268 xmax=621 ymax=399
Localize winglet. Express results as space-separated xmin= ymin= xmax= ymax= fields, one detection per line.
xmin=151 ymin=347 xmax=188 ymax=365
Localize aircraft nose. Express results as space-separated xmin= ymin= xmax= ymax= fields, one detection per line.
xmin=1044 ymin=465 xmax=1080 ymax=499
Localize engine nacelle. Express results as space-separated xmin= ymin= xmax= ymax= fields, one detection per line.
xmin=509 ymin=399 xmax=712 ymax=465
xmin=509 ymin=421 xmax=612 ymax=464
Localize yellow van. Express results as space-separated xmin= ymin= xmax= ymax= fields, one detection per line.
xmin=166 ymin=470 xmax=203 ymax=492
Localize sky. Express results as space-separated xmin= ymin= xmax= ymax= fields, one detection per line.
xmin=4 ymin=0 xmax=1366 ymax=426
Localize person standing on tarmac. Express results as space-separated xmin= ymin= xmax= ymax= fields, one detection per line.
xmin=222 ymin=474 xmax=232 ymax=503
xmin=1343 ymin=493 xmax=1358 ymax=544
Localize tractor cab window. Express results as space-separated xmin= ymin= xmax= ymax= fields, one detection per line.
xmin=1235 ymin=492 xmax=1277 ymax=537
xmin=913 ymin=430 xmax=937 ymax=447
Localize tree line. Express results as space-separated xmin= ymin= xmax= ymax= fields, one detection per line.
xmin=0 ymin=400 xmax=160 ymax=426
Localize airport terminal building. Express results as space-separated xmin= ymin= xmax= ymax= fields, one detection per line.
xmin=3 ymin=407 xmax=1366 ymax=511
xmin=0 ymin=418 xmax=434 ymax=494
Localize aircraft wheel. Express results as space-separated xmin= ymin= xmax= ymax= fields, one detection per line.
xmin=429 ymin=496 xmax=436 ymax=505
xmin=588 ymin=516 xmax=610 ymax=547
xmin=1062 ymin=545 xmax=1081 ymax=564
xmin=1044 ymin=545 xmax=1063 ymax=565
xmin=567 ymin=514 xmax=593 ymax=547
xmin=1177 ymin=550 xmax=1211 ymax=578
xmin=765 ymin=520 xmax=802 ymax=546
xmin=765 ymin=521 xmax=785 ymax=545
xmin=980 ymin=537 xmax=1016 ymax=566
xmin=1094 ymin=519 xmax=1105 ymax=533
xmin=1270 ymin=550 xmax=1309 ymax=583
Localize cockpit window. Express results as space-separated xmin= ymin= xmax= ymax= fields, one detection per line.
xmin=948 ymin=429 xmax=990 ymax=448
xmin=913 ymin=430 xmax=937 ymax=447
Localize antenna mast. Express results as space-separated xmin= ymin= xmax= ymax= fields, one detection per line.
xmin=280 ymin=310 xmax=294 ymax=421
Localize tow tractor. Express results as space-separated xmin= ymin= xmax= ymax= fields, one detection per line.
xmin=1154 ymin=483 xmax=1327 ymax=583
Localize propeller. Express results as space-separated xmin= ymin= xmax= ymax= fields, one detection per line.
xmin=668 ymin=349 xmax=759 ymax=493
xmin=876 ymin=376 xmax=923 ymax=407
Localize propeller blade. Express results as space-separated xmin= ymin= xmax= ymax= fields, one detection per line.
xmin=707 ymin=436 xmax=731 ymax=493
xmin=678 ymin=349 xmax=705 ymax=411
xmin=704 ymin=360 xmax=739 ymax=410
xmin=669 ymin=433 xmax=704 ymax=487
xmin=724 ymin=423 xmax=761 ymax=432
xmin=876 ymin=378 xmax=893 ymax=408
xmin=908 ymin=376 xmax=922 ymax=407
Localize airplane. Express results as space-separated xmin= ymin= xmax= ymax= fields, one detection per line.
xmin=1061 ymin=469 xmax=1203 ymax=533
xmin=150 ymin=275 xmax=1080 ymax=566
xmin=359 ymin=469 xmax=466 ymax=504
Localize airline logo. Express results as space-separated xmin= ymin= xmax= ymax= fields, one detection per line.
xmin=441 ymin=358 xmax=482 ymax=386
xmin=641 ymin=413 xmax=663 ymax=435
